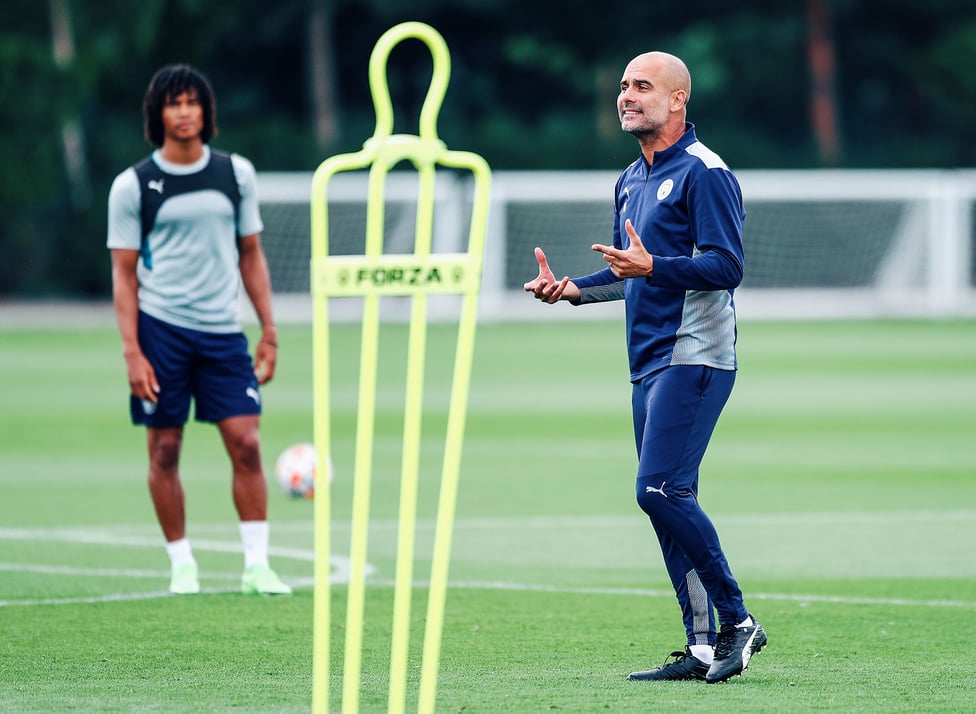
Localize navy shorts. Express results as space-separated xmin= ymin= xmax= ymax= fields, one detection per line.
xmin=130 ymin=311 xmax=261 ymax=427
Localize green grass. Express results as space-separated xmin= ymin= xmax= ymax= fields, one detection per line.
xmin=1 ymin=318 xmax=975 ymax=713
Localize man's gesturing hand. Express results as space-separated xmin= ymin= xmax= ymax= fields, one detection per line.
xmin=591 ymin=219 xmax=654 ymax=279
xmin=523 ymin=246 xmax=573 ymax=304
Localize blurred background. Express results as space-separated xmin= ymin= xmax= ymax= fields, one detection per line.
xmin=2 ymin=0 xmax=975 ymax=302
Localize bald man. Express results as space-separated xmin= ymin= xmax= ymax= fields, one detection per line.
xmin=525 ymin=52 xmax=766 ymax=684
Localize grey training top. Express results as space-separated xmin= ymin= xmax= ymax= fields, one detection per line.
xmin=106 ymin=146 xmax=264 ymax=333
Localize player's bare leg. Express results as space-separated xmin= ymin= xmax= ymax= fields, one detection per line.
xmin=147 ymin=426 xmax=199 ymax=593
xmin=147 ymin=426 xmax=187 ymax=541
xmin=218 ymin=414 xmax=291 ymax=595
xmin=218 ymin=414 xmax=267 ymax=522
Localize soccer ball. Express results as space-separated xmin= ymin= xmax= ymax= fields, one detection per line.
xmin=274 ymin=443 xmax=331 ymax=499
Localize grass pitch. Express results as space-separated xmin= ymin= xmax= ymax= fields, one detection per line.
xmin=1 ymin=317 xmax=974 ymax=713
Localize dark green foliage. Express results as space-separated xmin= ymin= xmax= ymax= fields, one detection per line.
xmin=3 ymin=1 xmax=976 ymax=296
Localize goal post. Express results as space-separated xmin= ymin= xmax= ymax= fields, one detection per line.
xmin=259 ymin=169 xmax=976 ymax=322
xmin=733 ymin=169 xmax=976 ymax=318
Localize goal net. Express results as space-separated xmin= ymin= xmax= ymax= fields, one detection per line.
xmin=256 ymin=169 xmax=976 ymax=322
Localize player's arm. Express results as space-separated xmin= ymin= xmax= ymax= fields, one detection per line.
xmin=110 ymin=248 xmax=159 ymax=402
xmin=238 ymin=233 xmax=277 ymax=384
xmin=646 ymin=169 xmax=744 ymax=290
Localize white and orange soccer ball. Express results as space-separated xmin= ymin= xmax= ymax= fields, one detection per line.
xmin=274 ymin=443 xmax=332 ymax=499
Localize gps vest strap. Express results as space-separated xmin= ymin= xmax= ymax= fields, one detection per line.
xmin=133 ymin=150 xmax=241 ymax=268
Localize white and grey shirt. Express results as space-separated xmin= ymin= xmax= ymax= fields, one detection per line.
xmin=106 ymin=145 xmax=264 ymax=333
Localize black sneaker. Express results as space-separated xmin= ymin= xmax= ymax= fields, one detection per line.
xmin=705 ymin=616 xmax=767 ymax=683
xmin=628 ymin=647 xmax=710 ymax=681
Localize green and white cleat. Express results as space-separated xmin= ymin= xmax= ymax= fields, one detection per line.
xmin=169 ymin=562 xmax=200 ymax=595
xmin=241 ymin=564 xmax=292 ymax=595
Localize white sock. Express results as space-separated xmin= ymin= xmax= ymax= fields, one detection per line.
xmin=736 ymin=615 xmax=754 ymax=628
xmin=165 ymin=538 xmax=195 ymax=567
xmin=239 ymin=520 xmax=270 ymax=569
xmin=689 ymin=644 xmax=714 ymax=664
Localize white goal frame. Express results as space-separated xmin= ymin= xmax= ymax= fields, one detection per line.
xmin=256 ymin=169 xmax=976 ymax=322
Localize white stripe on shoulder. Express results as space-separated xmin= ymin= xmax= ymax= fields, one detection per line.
xmin=685 ymin=141 xmax=729 ymax=170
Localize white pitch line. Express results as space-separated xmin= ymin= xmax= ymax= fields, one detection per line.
xmin=2 ymin=561 xmax=974 ymax=610
xmin=3 ymin=521 xmax=975 ymax=610
xmin=0 ymin=563 xmax=174 ymax=578
xmin=0 ymin=527 xmax=315 ymax=561
xmin=30 ymin=509 xmax=975 ymax=537
xmin=330 ymin=509 xmax=976 ymax=530
xmin=0 ymin=590 xmax=177 ymax=607
xmin=434 ymin=580 xmax=976 ymax=610
xmin=0 ymin=577 xmax=319 ymax=608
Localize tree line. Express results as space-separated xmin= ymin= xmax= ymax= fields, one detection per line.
xmin=2 ymin=0 xmax=974 ymax=298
